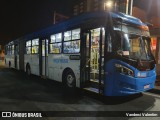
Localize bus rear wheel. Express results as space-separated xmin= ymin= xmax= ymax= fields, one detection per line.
xmin=64 ymin=70 xmax=76 ymax=88
xmin=26 ymin=66 xmax=31 ymax=76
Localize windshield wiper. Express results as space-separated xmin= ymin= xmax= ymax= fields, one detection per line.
xmin=139 ymin=37 xmax=149 ymax=60
xmin=143 ymin=37 xmax=151 ymax=60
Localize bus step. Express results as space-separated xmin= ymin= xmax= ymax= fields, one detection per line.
xmin=90 ymin=73 xmax=104 ymax=80
xmin=83 ymin=87 xmax=99 ymax=93
xmin=41 ymin=75 xmax=47 ymax=79
xmin=90 ymin=79 xmax=104 ymax=84
xmin=90 ymin=70 xmax=104 ymax=74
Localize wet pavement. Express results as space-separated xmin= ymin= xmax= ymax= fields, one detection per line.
xmin=0 ymin=61 xmax=160 ymax=120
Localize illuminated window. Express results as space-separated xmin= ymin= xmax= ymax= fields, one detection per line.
xmin=6 ymin=45 xmax=12 ymax=55
xmin=64 ymin=31 xmax=71 ymax=41
xmin=26 ymin=40 xmax=31 ymax=54
xmin=56 ymin=33 xmax=62 ymax=42
xmin=51 ymin=35 xmax=56 ymax=43
xmin=72 ymin=28 xmax=80 ymax=40
xmin=32 ymin=39 xmax=39 ymax=54
xmin=51 ymin=33 xmax=62 ymax=43
xmin=63 ymin=28 xmax=81 ymax=54
xmin=26 ymin=41 xmax=31 ymax=47
xmin=63 ymin=41 xmax=80 ymax=53
xmin=50 ymin=43 xmax=62 ymax=54
xmin=9 ymin=46 xmax=11 ymax=55
xmin=50 ymin=33 xmax=62 ymax=54
xmin=32 ymin=39 xmax=39 ymax=46
xmin=11 ymin=45 xmax=14 ymax=55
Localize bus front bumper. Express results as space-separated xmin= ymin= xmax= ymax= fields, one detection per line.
xmin=104 ymin=73 xmax=156 ymax=96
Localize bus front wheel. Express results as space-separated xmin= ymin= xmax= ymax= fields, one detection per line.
xmin=64 ymin=70 xmax=76 ymax=88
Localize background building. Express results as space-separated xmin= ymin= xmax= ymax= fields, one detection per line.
xmin=0 ymin=45 xmax=4 ymax=61
xmin=132 ymin=7 xmax=160 ymax=75
xmin=73 ymin=0 xmax=133 ymax=16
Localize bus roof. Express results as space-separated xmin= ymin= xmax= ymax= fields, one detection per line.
xmin=13 ymin=11 xmax=146 ymax=41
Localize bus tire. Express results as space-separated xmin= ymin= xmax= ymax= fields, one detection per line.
xmin=64 ymin=70 xmax=76 ymax=88
xmin=9 ymin=61 xmax=11 ymax=68
xmin=26 ymin=65 xmax=31 ymax=76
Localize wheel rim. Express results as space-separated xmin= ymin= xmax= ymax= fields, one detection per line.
xmin=66 ymin=74 xmax=74 ymax=87
xmin=27 ymin=67 xmax=31 ymax=76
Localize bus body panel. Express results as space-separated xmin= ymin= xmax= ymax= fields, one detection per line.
xmin=48 ymin=54 xmax=80 ymax=87
xmin=104 ymin=59 xmax=156 ymax=96
xmin=24 ymin=54 xmax=39 ymax=76
xmin=48 ymin=54 xmax=62 ymax=82
xmin=5 ymin=55 xmax=14 ymax=67
xmin=31 ymin=54 xmax=39 ymax=76
xmin=61 ymin=54 xmax=80 ymax=87
xmin=42 ymin=56 xmax=48 ymax=76
xmin=5 ymin=54 xmax=19 ymax=70
xmin=17 ymin=55 xmax=20 ymax=70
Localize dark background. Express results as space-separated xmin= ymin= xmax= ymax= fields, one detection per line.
xmin=0 ymin=0 xmax=159 ymax=45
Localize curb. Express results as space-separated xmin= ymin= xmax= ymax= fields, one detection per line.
xmin=148 ymin=88 xmax=160 ymax=95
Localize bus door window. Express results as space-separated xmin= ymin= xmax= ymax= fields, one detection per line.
xmin=107 ymin=34 xmax=112 ymax=52
xmin=86 ymin=32 xmax=90 ymax=61
xmin=101 ymin=28 xmax=105 ymax=76
xmin=91 ymin=28 xmax=100 ymax=71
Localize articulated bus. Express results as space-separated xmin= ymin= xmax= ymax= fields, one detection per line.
xmin=5 ymin=11 xmax=156 ymax=96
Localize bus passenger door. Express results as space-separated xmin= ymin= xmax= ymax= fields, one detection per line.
xmin=81 ymin=28 xmax=105 ymax=94
xmin=81 ymin=31 xmax=91 ymax=87
xmin=40 ymin=39 xmax=48 ymax=77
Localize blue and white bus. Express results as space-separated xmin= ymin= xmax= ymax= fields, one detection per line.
xmin=5 ymin=11 xmax=156 ymax=96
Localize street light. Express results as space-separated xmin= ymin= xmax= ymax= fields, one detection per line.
xmin=104 ymin=0 xmax=113 ymax=11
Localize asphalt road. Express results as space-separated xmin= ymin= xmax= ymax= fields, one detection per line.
xmin=0 ymin=64 xmax=160 ymax=120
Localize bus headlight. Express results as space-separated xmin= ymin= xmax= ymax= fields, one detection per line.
xmin=115 ymin=64 xmax=134 ymax=77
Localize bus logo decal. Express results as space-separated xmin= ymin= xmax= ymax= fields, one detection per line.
xmin=53 ymin=59 xmax=68 ymax=63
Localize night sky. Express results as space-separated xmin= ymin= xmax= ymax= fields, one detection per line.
xmin=0 ymin=0 xmax=159 ymax=45
xmin=0 ymin=0 xmax=79 ymax=44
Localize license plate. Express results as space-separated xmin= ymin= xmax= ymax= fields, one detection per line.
xmin=141 ymin=72 xmax=147 ymax=77
xmin=144 ymin=84 xmax=150 ymax=89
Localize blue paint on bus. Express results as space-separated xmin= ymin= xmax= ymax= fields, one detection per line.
xmin=104 ymin=59 xmax=156 ymax=96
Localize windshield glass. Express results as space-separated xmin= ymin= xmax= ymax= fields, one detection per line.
xmin=116 ymin=32 xmax=153 ymax=60
xmin=113 ymin=23 xmax=154 ymax=60
xmin=114 ymin=24 xmax=150 ymax=36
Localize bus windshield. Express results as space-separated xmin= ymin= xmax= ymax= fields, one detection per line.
xmin=114 ymin=25 xmax=153 ymax=60
xmin=121 ymin=33 xmax=153 ymax=60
